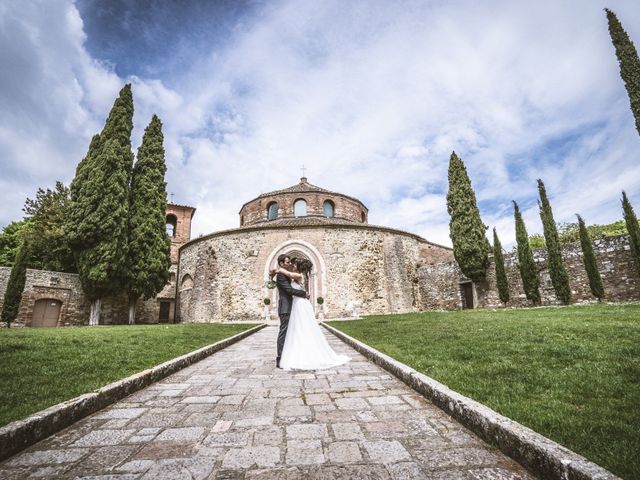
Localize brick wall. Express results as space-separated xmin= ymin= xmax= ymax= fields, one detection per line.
xmin=240 ymin=191 xmax=368 ymax=227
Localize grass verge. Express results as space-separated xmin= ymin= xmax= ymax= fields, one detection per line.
xmin=328 ymin=304 xmax=640 ymax=480
xmin=0 ymin=323 xmax=257 ymax=427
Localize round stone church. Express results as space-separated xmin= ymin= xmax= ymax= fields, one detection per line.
xmin=177 ymin=177 xmax=453 ymax=322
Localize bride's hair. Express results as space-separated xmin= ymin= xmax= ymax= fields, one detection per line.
xmin=291 ymin=257 xmax=313 ymax=286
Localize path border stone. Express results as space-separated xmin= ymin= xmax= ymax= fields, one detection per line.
xmin=0 ymin=323 xmax=266 ymax=462
xmin=321 ymin=322 xmax=620 ymax=480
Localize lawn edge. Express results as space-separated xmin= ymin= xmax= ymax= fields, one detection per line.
xmin=322 ymin=322 xmax=620 ymax=480
xmin=0 ymin=323 xmax=266 ymax=462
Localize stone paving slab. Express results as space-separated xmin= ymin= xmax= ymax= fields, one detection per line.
xmin=0 ymin=326 xmax=537 ymax=479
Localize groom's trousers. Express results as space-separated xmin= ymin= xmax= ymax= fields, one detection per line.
xmin=276 ymin=313 xmax=290 ymax=364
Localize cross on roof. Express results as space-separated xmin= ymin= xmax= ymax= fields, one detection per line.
xmin=301 ymin=165 xmax=307 ymax=177
xmin=170 ymin=192 xmax=175 ymax=203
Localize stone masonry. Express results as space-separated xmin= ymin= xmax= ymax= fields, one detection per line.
xmin=0 ymin=326 xmax=535 ymax=479
xmin=417 ymin=234 xmax=640 ymax=309
xmin=177 ymin=224 xmax=452 ymax=322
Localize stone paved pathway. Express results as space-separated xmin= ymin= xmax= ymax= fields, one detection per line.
xmin=0 ymin=326 xmax=537 ymax=479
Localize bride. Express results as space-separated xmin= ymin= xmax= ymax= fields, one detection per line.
xmin=275 ymin=257 xmax=350 ymax=370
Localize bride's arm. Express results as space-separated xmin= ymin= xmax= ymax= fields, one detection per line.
xmin=276 ymin=267 xmax=303 ymax=282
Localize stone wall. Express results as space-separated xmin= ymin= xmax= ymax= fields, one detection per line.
xmin=239 ymin=188 xmax=368 ymax=227
xmin=0 ymin=267 xmax=178 ymax=326
xmin=177 ymin=224 xmax=453 ymax=322
xmin=417 ymin=234 xmax=640 ymax=309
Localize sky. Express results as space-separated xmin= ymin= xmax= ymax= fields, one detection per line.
xmin=1 ymin=0 xmax=639 ymax=248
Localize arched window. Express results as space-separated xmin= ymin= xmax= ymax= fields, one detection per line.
xmin=180 ymin=274 xmax=194 ymax=290
xmin=267 ymin=202 xmax=278 ymax=220
xmin=323 ymin=200 xmax=335 ymax=218
xmin=240 ymin=215 xmax=244 ymax=226
xmin=294 ymin=199 xmax=307 ymax=217
xmin=361 ymin=211 xmax=366 ymax=223
xmin=166 ymin=214 xmax=177 ymax=237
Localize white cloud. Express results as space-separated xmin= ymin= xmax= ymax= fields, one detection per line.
xmin=1 ymin=0 xmax=639 ymax=255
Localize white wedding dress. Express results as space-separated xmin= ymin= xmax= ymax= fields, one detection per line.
xmin=280 ymin=280 xmax=351 ymax=370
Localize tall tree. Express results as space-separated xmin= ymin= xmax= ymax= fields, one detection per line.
xmin=492 ymin=228 xmax=510 ymax=305
xmin=0 ymin=239 xmax=29 ymax=327
xmin=0 ymin=220 xmax=28 ymax=267
xmin=66 ymin=84 xmax=134 ymax=325
xmin=622 ymin=191 xmax=640 ymax=277
xmin=538 ymin=180 xmax=571 ymax=304
xmin=577 ymin=214 xmax=605 ymax=301
xmin=606 ymin=9 xmax=640 ymax=136
xmin=126 ymin=115 xmax=171 ymax=324
xmin=513 ymin=201 xmax=541 ymax=304
xmin=23 ymin=182 xmax=76 ymax=273
xmin=446 ymin=151 xmax=490 ymax=282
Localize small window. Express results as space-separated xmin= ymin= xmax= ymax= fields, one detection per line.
xmin=323 ymin=200 xmax=335 ymax=218
xmin=267 ymin=202 xmax=278 ymax=220
xmin=180 ymin=274 xmax=194 ymax=290
xmin=294 ymin=199 xmax=307 ymax=217
xmin=166 ymin=214 xmax=177 ymax=237
xmin=361 ymin=211 xmax=366 ymax=222
xmin=240 ymin=215 xmax=244 ymax=226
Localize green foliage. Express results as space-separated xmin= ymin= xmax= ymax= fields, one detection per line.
xmin=606 ymin=8 xmax=640 ymax=136
xmin=622 ymin=191 xmax=640 ymax=277
xmin=446 ymin=151 xmax=490 ymax=282
xmin=0 ymin=221 xmax=28 ymax=267
xmin=0 ymin=239 xmax=30 ymax=326
xmin=328 ymin=303 xmax=640 ymax=480
xmin=577 ymin=215 xmax=605 ymax=300
xmin=67 ymin=85 xmax=134 ymax=301
xmin=127 ymin=115 xmax=171 ymax=303
xmin=492 ymin=228 xmax=510 ymax=304
xmin=513 ymin=201 xmax=540 ymax=303
xmin=0 ymin=323 xmax=257 ymax=427
xmin=22 ymin=182 xmax=76 ymax=273
xmin=530 ymin=218 xmax=632 ymax=248
xmin=538 ymin=180 xmax=571 ymax=304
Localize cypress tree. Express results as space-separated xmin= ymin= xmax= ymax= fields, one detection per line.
xmin=0 ymin=238 xmax=29 ymax=327
xmin=126 ymin=115 xmax=171 ymax=324
xmin=538 ymin=180 xmax=571 ymax=304
xmin=446 ymin=151 xmax=490 ymax=282
xmin=577 ymin=214 xmax=605 ymax=301
xmin=513 ymin=201 xmax=540 ymax=304
xmin=66 ymin=85 xmax=134 ymax=325
xmin=492 ymin=228 xmax=510 ymax=305
xmin=606 ymin=9 xmax=640 ymax=136
xmin=622 ymin=191 xmax=640 ymax=277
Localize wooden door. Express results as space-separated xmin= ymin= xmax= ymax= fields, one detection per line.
xmin=159 ymin=301 xmax=171 ymax=323
xmin=461 ymin=283 xmax=474 ymax=309
xmin=31 ymin=299 xmax=62 ymax=327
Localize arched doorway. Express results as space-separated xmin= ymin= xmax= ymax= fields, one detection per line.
xmin=264 ymin=240 xmax=327 ymax=319
xmin=31 ymin=299 xmax=62 ymax=327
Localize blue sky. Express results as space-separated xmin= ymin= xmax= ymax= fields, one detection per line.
xmin=1 ymin=0 xmax=639 ymax=248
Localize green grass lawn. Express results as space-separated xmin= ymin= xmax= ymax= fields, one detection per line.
xmin=328 ymin=304 xmax=640 ymax=480
xmin=0 ymin=323 xmax=257 ymax=427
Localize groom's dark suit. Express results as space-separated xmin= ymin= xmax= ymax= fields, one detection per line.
xmin=276 ymin=272 xmax=307 ymax=367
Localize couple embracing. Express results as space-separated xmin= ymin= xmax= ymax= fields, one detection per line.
xmin=270 ymin=254 xmax=350 ymax=370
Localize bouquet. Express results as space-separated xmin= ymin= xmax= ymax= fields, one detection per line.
xmin=265 ymin=279 xmax=277 ymax=289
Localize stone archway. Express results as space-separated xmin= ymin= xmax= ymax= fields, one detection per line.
xmin=264 ymin=240 xmax=327 ymax=319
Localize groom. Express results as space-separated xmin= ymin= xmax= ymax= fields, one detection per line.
xmin=271 ymin=254 xmax=307 ymax=368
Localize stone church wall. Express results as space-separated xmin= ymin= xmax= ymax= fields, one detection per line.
xmin=417 ymin=234 xmax=640 ymax=309
xmin=177 ymin=225 xmax=453 ymax=322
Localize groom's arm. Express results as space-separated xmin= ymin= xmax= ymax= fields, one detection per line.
xmin=276 ymin=273 xmax=307 ymax=298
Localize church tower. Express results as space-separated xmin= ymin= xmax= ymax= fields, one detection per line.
xmin=155 ymin=202 xmax=196 ymax=323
